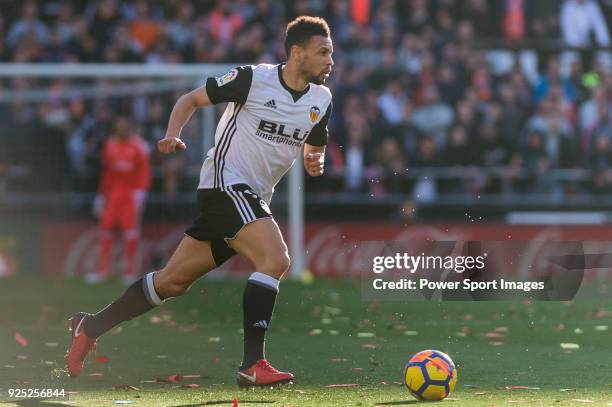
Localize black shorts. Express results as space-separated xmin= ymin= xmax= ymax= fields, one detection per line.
xmin=185 ymin=183 xmax=272 ymax=266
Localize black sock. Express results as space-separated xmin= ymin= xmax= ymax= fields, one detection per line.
xmin=83 ymin=272 xmax=164 ymax=338
xmin=242 ymin=272 xmax=279 ymax=369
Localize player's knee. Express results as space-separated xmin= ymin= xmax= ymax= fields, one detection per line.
xmin=258 ymin=251 xmax=291 ymax=279
xmin=154 ymin=270 xmax=190 ymax=298
xmin=156 ymin=279 xmax=189 ymax=298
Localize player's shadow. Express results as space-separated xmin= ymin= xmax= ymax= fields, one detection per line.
xmin=172 ymin=401 xmax=275 ymax=406
xmin=1 ymin=400 xmax=69 ymax=407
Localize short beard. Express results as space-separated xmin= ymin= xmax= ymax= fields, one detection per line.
xmin=307 ymin=74 xmax=325 ymax=85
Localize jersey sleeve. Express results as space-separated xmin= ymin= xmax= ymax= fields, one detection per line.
xmin=205 ymin=65 xmax=253 ymax=105
xmin=306 ymin=102 xmax=332 ymax=147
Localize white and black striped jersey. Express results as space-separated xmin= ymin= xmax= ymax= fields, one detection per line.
xmin=197 ymin=63 xmax=332 ymax=204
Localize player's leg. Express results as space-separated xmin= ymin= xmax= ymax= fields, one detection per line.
xmin=122 ymin=228 xmax=139 ymax=284
xmin=120 ymin=199 xmax=141 ymax=284
xmin=227 ymin=217 xmax=293 ymax=386
xmin=91 ymin=204 xmax=116 ymax=283
xmin=67 ymin=235 xmax=217 ymax=377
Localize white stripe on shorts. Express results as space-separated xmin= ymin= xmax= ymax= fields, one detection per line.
xmin=225 ymin=187 xmax=251 ymax=224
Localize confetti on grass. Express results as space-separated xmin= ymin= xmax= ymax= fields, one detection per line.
xmin=15 ymin=332 xmax=28 ymax=347
xmin=560 ymin=343 xmax=580 ymax=350
xmin=113 ymin=385 xmax=139 ymax=391
xmin=331 ymin=358 xmax=349 ymax=362
xmin=95 ymin=356 xmax=111 ymax=363
xmin=325 ymin=384 xmax=359 ymax=388
xmin=167 ymin=374 xmax=183 ymax=383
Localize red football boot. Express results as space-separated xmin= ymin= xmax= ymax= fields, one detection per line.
xmin=66 ymin=312 xmax=97 ymax=378
xmin=237 ymin=359 xmax=294 ymax=387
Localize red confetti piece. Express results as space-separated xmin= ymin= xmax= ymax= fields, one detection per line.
xmin=167 ymin=374 xmax=183 ymax=383
xmin=15 ymin=333 xmax=28 ymax=347
xmin=95 ymin=356 xmax=111 ymax=363
xmin=232 ymin=396 xmax=239 ymax=407
xmin=325 ymin=384 xmax=359 ymax=388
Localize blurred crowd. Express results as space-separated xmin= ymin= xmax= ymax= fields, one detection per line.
xmin=1 ymin=0 xmax=612 ymax=203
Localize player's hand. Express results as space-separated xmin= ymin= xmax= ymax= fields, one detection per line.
xmin=158 ymin=137 xmax=186 ymax=154
xmin=304 ymin=152 xmax=324 ymax=176
xmin=93 ymin=194 xmax=104 ymax=218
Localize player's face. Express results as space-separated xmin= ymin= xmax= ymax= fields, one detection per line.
xmin=114 ymin=117 xmax=131 ymax=140
xmin=299 ymin=36 xmax=334 ymax=85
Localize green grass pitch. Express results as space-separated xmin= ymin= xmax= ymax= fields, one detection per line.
xmin=1 ymin=275 xmax=611 ymax=406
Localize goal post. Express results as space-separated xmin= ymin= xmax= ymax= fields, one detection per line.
xmin=0 ymin=63 xmax=306 ymax=279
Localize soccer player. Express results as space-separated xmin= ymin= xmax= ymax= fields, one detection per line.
xmin=88 ymin=116 xmax=151 ymax=285
xmin=67 ymin=16 xmax=333 ymax=387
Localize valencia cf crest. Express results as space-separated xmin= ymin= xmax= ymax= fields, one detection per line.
xmin=309 ymin=106 xmax=320 ymax=123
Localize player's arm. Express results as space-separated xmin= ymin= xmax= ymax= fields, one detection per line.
xmin=158 ymin=86 xmax=212 ymax=154
xmin=159 ymin=66 xmax=253 ymax=154
xmin=304 ymin=102 xmax=332 ymax=177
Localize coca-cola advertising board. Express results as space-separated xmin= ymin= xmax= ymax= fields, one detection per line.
xmin=38 ymin=222 xmax=612 ymax=279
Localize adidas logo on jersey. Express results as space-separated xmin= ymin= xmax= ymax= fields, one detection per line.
xmin=264 ymin=99 xmax=277 ymax=109
xmin=253 ymin=320 xmax=269 ymax=329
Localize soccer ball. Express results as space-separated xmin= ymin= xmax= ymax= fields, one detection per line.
xmin=404 ymin=349 xmax=457 ymax=401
